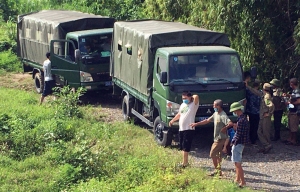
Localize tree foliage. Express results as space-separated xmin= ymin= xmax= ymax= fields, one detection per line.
xmin=1 ymin=0 xmax=300 ymax=85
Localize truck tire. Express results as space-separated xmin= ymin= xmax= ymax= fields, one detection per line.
xmin=34 ymin=73 xmax=44 ymax=94
xmin=122 ymin=95 xmax=131 ymax=121
xmin=153 ymin=116 xmax=172 ymax=147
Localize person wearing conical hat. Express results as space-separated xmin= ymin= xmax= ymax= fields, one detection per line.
xmin=245 ymin=81 xmax=274 ymax=154
xmin=230 ymin=102 xmax=250 ymax=188
xmin=269 ymin=79 xmax=285 ymax=141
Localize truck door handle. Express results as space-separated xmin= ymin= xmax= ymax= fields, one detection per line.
xmin=52 ymin=66 xmax=57 ymax=69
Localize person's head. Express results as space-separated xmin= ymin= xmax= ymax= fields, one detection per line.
xmin=213 ymin=99 xmax=223 ymax=112
xmin=182 ymin=91 xmax=193 ymax=104
xmin=84 ymin=43 xmax=92 ymax=52
xmin=230 ymin=102 xmax=244 ymax=117
xmin=269 ymin=79 xmax=281 ymax=88
xmin=243 ymin=71 xmax=251 ymax=82
xmin=289 ymin=78 xmax=298 ymax=90
xmin=46 ymin=52 xmax=50 ymax=59
xmin=263 ymin=83 xmax=272 ymax=95
xmin=253 ymin=79 xmax=261 ymax=89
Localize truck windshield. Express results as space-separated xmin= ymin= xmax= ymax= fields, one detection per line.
xmin=79 ymin=34 xmax=112 ymax=64
xmin=169 ymin=54 xmax=243 ymax=84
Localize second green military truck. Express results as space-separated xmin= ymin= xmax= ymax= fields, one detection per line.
xmin=17 ymin=10 xmax=115 ymax=93
xmin=111 ymin=20 xmax=246 ymax=146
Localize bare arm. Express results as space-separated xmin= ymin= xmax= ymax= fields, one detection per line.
xmin=220 ymin=121 xmax=233 ymax=133
xmin=190 ymin=118 xmax=211 ymax=128
xmin=291 ymin=98 xmax=300 ymax=105
xmin=169 ymin=113 xmax=181 ymax=127
xmin=192 ymin=95 xmax=199 ymax=105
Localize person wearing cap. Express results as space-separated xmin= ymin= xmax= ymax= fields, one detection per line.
xmin=269 ymin=79 xmax=285 ymax=141
xmin=283 ymin=78 xmax=300 ymax=146
xmin=245 ymin=79 xmax=261 ymax=144
xmin=245 ymin=81 xmax=274 ymax=153
xmin=230 ymin=102 xmax=250 ymax=188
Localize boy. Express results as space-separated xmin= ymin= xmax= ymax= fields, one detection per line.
xmin=229 ymin=102 xmax=250 ymax=188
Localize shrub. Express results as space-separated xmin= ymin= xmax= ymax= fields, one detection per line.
xmin=0 ymin=50 xmax=21 ymax=72
xmin=51 ymin=86 xmax=86 ymax=119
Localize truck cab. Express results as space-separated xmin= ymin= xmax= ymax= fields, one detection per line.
xmin=151 ymin=46 xmax=245 ymax=144
xmin=50 ymin=28 xmax=113 ymax=91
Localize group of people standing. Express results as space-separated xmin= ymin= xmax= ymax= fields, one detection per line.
xmin=244 ymin=71 xmax=300 ymax=150
xmin=169 ymin=74 xmax=300 ymax=188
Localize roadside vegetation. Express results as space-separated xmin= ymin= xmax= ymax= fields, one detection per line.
xmin=0 ymin=85 xmax=252 ymax=191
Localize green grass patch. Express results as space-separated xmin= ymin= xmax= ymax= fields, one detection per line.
xmin=0 ymin=87 xmax=252 ymax=191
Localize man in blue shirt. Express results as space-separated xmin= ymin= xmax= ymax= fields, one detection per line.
xmin=245 ymin=79 xmax=261 ymax=144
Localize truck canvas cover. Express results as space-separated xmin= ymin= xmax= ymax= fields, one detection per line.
xmin=17 ymin=10 xmax=115 ymax=65
xmin=112 ymin=20 xmax=230 ymax=96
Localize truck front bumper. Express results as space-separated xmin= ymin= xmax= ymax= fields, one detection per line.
xmin=81 ymin=81 xmax=113 ymax=91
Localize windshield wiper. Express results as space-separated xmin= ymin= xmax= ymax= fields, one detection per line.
xmin=208 ymin=78 xmax=237 ymax=86
xmin=169 ymin=79 xmax=207 ymax=87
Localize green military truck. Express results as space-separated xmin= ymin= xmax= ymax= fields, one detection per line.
xmin=111 ymin=20 xmax=246 ymax=146
xmin=17 ymin=10 xmax=115 ymax=93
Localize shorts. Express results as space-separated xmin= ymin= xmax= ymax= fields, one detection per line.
xmin=178 ymin=130 xmax=194 ymax=152
xmin=231 ymin=144 xmax=244 ymax=163
xmin=210 ymin=139 xmax=226 ymax=158
xmin=288 ymin=113 xmax=300 ymax=132
xmin=42 ymin=80 xmax=55 ymax=97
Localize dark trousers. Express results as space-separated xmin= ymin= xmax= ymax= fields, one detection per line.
xmin=248 ymin=113 xmax=260 ymax=144
xmin=273 ymin=110 xmax=283 ymax=139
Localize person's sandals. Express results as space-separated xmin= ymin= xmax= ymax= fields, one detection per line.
xmin=262 ymin=145 xmax=272 ymax=154
xmin=176 ymin=163 xmax=190 ymax=168
xmin=257 ymin=148 xmax=265 ymax=153
xmin=285 ymin=141 xmax=300 ymax=146
xmin=208 ymin=171 xmax=222 ymax=177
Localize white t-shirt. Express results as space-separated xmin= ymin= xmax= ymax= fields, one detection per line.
xmin=178 ymin=101 xmax=199 ymax=131
xmin=43 ymin=59 xmax=53 ymax=81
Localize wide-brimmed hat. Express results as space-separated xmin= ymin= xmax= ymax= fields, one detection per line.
xmin=263 ymin=83 xmax=272 ymax=91
xmin=230 ymin=102 xmax=244 ymax=112
xmin=269 ymin=79 xmax=280 ymax=87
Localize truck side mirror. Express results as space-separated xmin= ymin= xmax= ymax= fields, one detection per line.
xmin=75 ymin=49 xmax=81 ymax=62
xmin=160 ymin=72 xmax=168 ymax=84
xmin=250 ymin=67 xmax=257 ymax=79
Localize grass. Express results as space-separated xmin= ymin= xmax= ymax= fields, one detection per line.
xmin=0 ymin=85 xmax=253 ymax=191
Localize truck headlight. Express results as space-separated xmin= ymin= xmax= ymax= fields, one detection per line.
xmin=80 ymin=71 xmax=93 ymax=82
xmin=166 ymin=100 xmax=181 ymax=116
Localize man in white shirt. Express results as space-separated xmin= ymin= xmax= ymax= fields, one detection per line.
xmin=169 ymin=92 xmax=199 ymax=167
xmin=40 ymin=52 xmax=55 ymax=104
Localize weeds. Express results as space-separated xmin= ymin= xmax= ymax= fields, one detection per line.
xmin=51 ymin=86 xmax=86 ymax=119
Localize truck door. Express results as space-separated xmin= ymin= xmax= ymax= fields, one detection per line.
xmin=50 ymin=40 xmax=80 ymax=88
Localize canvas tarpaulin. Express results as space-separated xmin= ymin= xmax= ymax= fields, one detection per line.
xmin=17 ymin=10 xmax=115 ymax=65
xmin=112 ymin=20 xmax=231 ymax=96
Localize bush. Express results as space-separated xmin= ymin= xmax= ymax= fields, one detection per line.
xmin=0 ymin=50 xmax=21 ymax=72
xmin=51 ymin=86 xmax=86 ymax=119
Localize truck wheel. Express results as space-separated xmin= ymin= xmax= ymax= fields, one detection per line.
xmin=153 ymin=116 xmax=172 ymax=147
xmin=34 ymin=73 xmax=44 ymax=94
xmin=122 ymin=95 xmax=131 ymax=121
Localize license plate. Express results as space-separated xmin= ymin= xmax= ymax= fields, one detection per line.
xmin=199 ymin=117 xmax=208 ymax=121
xmin=105 ymin=81 xmax=112 ymax=86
